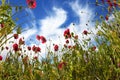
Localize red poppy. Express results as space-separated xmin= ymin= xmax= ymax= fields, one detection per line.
xmin=5 ymin=46 xmax=9 ymax=50
xmin=40 ymin=36 xmax=47 ymax=44
xmin=26 ymin=0 xmax=36 ymax=8
xmin=66 ymin=40 xmax=69 ymax=44
xmin=64 ymin=29 xmax=71 ymax=39
xmin=105 ymin=15 xmax=109 ymax=20
xmin=92 ymin=46 xmax=96 ymax=51
xmin=13 ymin=34 xmax=18 ymax=39
xmin=23 ymin=56 xmax=28 ymax=65
xmin=64 ymin=44 xmax=67 ymax=48
xmin=37 ymin=47 xmax=41 ymax=52
xmin=74 ymin=35 xmax=78 ymax=39
xmin=13 ymin=43 xmax=19 ymax=51
xmin=36 ymin=35 xmax=40 ymax=40
xmin=0 ymin=55 xmax=3 ymax=61
xmin=83 ymin=30 xmax=88 ymax=35
xmin=27 ymin=46 xmax=31 ymax=51
xmin=0 ymin=23 xmax=4 ymax=28
xmin=68 ymin=45 xmax=71 ymax=49
xmin=34 ymin=56 xmax=38 ymax=60
xmin=58 ymin=62 xmax=66 ymax=70
xmin=32 ymin=45 xmax=36 ymax=51
xmin=54 ymin=44 xmax=59 ymax=51
xmin=19 ymin=38 xmax=25 ymax=45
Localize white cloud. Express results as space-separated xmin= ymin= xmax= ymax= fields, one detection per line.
xmin=39 ymin=7 xmax=67 ymax=37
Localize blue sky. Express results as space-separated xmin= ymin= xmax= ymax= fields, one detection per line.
xmin=1 ymin=0 xmax=114 ymax=59
xmin=11 ymin=0 xmax=107 ymax=48
xmin=8 ymin=0 xmax=104 ymax=40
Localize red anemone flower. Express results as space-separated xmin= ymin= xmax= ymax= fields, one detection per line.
xmin=92 ymin=46 xmax=96 ymax=51
xmin=13 ymin=43 xmax=19 ymax=51
xmin=66 ymin=40 xmax=69 ymax=44
xmin=32 ymin=45 xmax=36 ymax=51
xmin=105 ymin=15 xmax=109 ymax=21
xmin=54 ymin=44 xmax=59 ymax=51
xmin=5 ymin=46 xmax=9 ymax=50
xmin=36 ymin=35 xmax=41 ymax=40
xmin=0 ymin=55 xmax=3 ymax=61
xmin=37 ymin=47 xmax=41 ymax=52
xmin=83 ymin=30 xmax=88 ymax=35
xmin=58 ymin=62 xmax=66 ymax=70
xmin=40 ymin=36 xmax=47 ymax=44
xmin=26 ymin=0 xmax=36 ymax=8
xmin=27 ymin=46 xmax=31 ymax=51
xmin=0 ymin=23 xmax=4 ymax=28
xmin=19 ymin=38 xmax=25 ymax=45
xmin=14 ymin=34 xmax=18 ymax=39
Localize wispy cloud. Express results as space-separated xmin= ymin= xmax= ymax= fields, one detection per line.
xmin=39 ymin=7 xmax=67 ymax=37
xmin=21 ymin=9 xmax=37 ymax=41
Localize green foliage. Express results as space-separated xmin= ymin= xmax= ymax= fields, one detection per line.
xmin=0 ymin=0 xmax=16 ymax=47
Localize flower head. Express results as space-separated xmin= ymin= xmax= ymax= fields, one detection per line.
xmin=36 ymin=35 xmax=47 ymax=44
xmin=105 ymin=15 xmax=109 ymax=20
xmin=54 ymin=44 xmax=59 ymax=51
xmin=34 ymin=56 xmax=38 ymax=60
xmin=40 ymin=36 xmax=46 ymax=44
xmin=58 ymin=62 xmax=66 ymax=70
xmin=5 ymin=46 xmax=9 ymax=50
xmin=37 ymin=47 xmax=41 ymax=52
xmin=66 ymin=40 xmax=69 ymax=44
xmin=32 ymin=45 xmax=36 ymax=51
xmin=13 ymin=43 xmax=19 ymax=51
xmin=26 ymin=0 xmax=36 ymax=8
xmin=92 ymin=46 xmax=96 ymax=51
xmin=19 ymin=38 xmax=25 ymax=45
xmin=83 ymin=30 xmax=88 ymax=35
xmin=0 ymin=23 xmax=4 ymax=28
xmin=27 ymin=46 xmax=31 ymax=51
xmin=74 ymin=35 xmax=78 ymax=39
xmin=64 ymin=29 xmax=71 ymax=39
xmin=0 ymin=55 xmax=3 ymax=61
xmin=32 ymin=45 xmax=41 ymax=53
xmin=36 ymin=35 xmax=40 ymax=40
xmin=13 ymin=34 xmax=18 ymax=39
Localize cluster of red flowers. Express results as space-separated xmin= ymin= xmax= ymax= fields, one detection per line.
xmin=36 ymin=35 xmax=47 ymax=44
xmin=32 ymin=45 xmax=41 ymax=53
xmin=26 ymin=0 xmax=36 ymax=8
xmin=12 ymin=34 xmax=25 ymax=51
xmin=64 ymin=29 xmax=71 ymax=39
xmin=101 ymin=0 xmax=119 ymax=7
